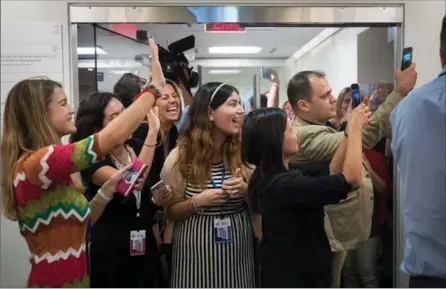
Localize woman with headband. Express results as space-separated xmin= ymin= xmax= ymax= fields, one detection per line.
xmin=160 ymin=82 xmax=256 ymax=287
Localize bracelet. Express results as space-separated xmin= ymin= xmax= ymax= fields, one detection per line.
xmin=92 ymin=199 xmax=107 ymax=208
xmin=133 ymin=87 xmax=160 ymax=102
xmin=97 ymin=189 xmax=112 ymax=203
xmin=191 ymin=196 xmax=199 ymax=211
xmin=144 ymin=142 xmax=157 ymax=147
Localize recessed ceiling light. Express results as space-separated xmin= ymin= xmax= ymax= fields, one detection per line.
xmin=77 ymin=47 xmax=107 ymax=55
xmin=208 ymin=69 xmax=241 ymax=75
xmin=208 ymin=46 xmax=262 ymax=54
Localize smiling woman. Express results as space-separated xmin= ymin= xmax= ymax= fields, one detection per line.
xmin=160 ymin=81 xmax=255 ymax=288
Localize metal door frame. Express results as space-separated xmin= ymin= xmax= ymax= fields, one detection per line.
xmin=68 ymin=4 xmax=406 ymax=287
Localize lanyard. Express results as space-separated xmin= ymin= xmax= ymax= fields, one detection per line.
xmin=210 ymin=167 xmax=227 ymax=218
xmin=110 ymin=147 xmax=142 ymax=217
xmin=210 ymin=168 xmax=225 ymax=189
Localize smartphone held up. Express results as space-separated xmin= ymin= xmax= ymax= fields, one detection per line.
xmin=401 ymin=47 xmax=413 ymax=71
xmin=115 ymin=158 xmax=148 ymax=196
xmin=350 ymin=83 xmax=361 ymax=109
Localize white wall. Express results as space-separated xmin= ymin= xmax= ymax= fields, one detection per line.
xmin=1 ymin=1 xmax=445 ymax=288
xmin=357 ymin=27 xmax=395 ymax=84
xmin=292 ymin=27 xmax=367 ymax=98
xmin=201 ymin=66 xmax=288 ymax=105
xmin=285 ymin=1 xmax=445 ymax=98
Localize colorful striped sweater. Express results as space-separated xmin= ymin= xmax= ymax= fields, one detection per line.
xmin=13 ymin=135 xmax=103 ymax=288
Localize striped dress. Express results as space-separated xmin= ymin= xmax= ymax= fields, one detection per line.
xmin=170 ymin=163 xmax=256 ymax=288
xmin=13 ymin=135 xmax=102 ymax=287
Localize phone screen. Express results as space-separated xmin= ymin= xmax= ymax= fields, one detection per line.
xmin=151 ymin=180 xmax=167 ymax=204
xmin=261 ymin=68 xmax=271 ymax=80
xmin=401 ymin=47 xmax=413 ymax=70
xmin=115 ymin=158 xmax=148 ymax=196
xmin=350 ymin=84 xmax=361 ymax=109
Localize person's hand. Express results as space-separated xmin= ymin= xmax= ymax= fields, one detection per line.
xmin=148 ymin=38 xmax=166 ymax=90
xmin=133 ymin=175 xmax=145 ymax=191
xmin=147 ymin=106 xmax=160 ymax=135
xmin=395 ymin=62 xmax=417 ymax=96
xmin=270 ymin=69 xmax=280 ymax=84
xmin=193 ymin=189 xmax=229 ymax=207
xmin=152 ymin=185 xmax=173 ymax=206
xmin=101 ymin=163 xmax=132 ymax=197
xmin=222 ymin=168 xmax=248 ymax=198
xmin=347 ymin=103 xmax=372 ymax=135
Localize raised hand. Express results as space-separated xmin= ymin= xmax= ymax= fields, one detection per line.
xmin=347 ymin=103 xmax=373 ymax=135
xmin=147 ymin=106 xmax=160 ymax=134
xmin=149 ymin=38 xmax=166 ymax=90
xmin=395 ymin=62 xmax=417 ymax=96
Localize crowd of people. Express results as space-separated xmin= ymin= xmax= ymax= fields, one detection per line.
xmin=1 ymin=14 xmax=445 ymax=288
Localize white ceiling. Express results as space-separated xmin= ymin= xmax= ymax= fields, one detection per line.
xmin=77 ymin=23 xmax=324 ymax=60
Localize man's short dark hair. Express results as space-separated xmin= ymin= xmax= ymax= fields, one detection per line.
xmin=249 ymin=93 xmax=268 ymax=108
xmin=441 ymin=14 xmax=446 ymax=60
xmin=287 ymin=70 xmax=326 ymax=109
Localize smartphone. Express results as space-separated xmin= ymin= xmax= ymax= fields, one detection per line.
xmin=401 ymin=47 xmax=413 ymax=70
xmin=261 ymin=68 xmax=272 ymax=80
xmin=350 ymin=83 xmax=361 ymax=109
xmin=115 ymin=158 xmax=148 ymax=196
xmin=151 ymin=180 xmax=167 ymax=204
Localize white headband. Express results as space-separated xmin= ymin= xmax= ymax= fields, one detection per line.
xmin=209 ymin=83 xmax=227 ymax=107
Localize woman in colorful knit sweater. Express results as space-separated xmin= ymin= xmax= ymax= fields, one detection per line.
xmin=0 ymin=38 xmax=165 ymax=287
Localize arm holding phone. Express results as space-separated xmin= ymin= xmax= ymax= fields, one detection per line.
xmin=90 ymin=109 xmax=160 ymax=193
xmin=296 ymin=62 xmax=417 ymax=163
xmin=90 ymin=164 xmax=132 ymax=224
xmin=261 ymin=68 xmax=280 ymax=108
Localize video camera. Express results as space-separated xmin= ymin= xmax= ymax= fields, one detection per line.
xmin=158 ymin=35 xmax=199 ymax=94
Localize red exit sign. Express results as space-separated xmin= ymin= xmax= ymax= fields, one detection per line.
xmin=205 ymin=23 xmax=246 ymax=33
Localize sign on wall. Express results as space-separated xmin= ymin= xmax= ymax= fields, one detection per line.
xmin=1 ymin=22 xmax=64 ymax=129
xmin=0 ymin=22 xmax=64 ymax=287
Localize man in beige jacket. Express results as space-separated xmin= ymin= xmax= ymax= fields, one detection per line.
xmin=287 ymin=66 xmax=417 ymax=287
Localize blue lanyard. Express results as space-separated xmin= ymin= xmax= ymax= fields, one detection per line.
xmin=210 ymin=168 xmax=225 ymax=189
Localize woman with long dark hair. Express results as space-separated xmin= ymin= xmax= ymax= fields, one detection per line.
xmin=71 ymin=91 xmax=166 ymax=288
xmin=241 ymin=105 xmax=371 ymax=287
xmin=114 ymin=75 xmax=182 ymax=285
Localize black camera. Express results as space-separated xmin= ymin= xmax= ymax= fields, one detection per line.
xmin=158 ymin=35 xmax=199 ymax=93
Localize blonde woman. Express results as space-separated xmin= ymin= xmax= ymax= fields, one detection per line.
xmin=0 ymin=38 xmax=165 ymax=287
xmin=161 ymin=82 xmax=255 ymax=287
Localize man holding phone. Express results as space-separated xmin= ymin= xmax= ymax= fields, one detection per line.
xmin=390 ymin=15 xmax=446 ymax=288
xmin=286 ymin=63 xmax=417 ymax=287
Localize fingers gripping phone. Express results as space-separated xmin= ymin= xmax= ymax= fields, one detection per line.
xmin=261 ymin=68 xmax=272 ymax=80
xmin=115 ymin=158 xmax=148 ymax=196
xmin=401 ymin=47 xmax=413 ymax=71
xmin=350 ymin=83 xmax=361 ymax=109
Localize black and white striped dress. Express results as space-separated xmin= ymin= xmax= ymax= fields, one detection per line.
xmin=170 ymin=163 xmax=256 ymax=288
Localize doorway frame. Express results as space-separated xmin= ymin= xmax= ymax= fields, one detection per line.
xmin=68 ymin=4 xmax=407 ymax=287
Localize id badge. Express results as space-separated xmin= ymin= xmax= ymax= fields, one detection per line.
xmin=130 ymin=230 xmax=146 ymax=256
xmin=214 ymin=217 xmax=233 ymax=244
